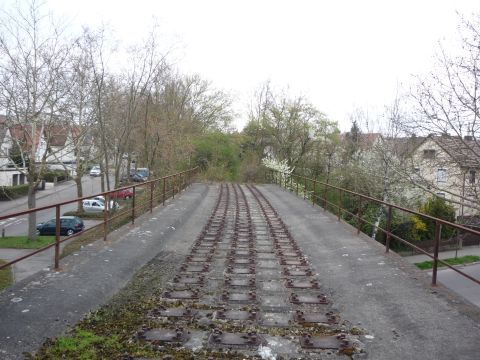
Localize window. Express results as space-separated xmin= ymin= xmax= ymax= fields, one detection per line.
xmin=437 ymin=169 xmax=447 ymax=183
xmin=423 ymin=149 xmax=436 ymax=159
xmin=469 ymin=170 xmax=476 ymax=184
xmin=436 ymin=193 xmax=446 ymax=198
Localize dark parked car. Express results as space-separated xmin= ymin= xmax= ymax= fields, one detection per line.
xmin=37 ymin=216 xmax=85 ymax=236
xmin=131 ymin=173 xmax=147 ymax=182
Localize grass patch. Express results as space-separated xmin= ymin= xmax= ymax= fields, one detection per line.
xmin=38 ymin=329 xmax=124 ymax=359
xmin=0 ymin=236 xmax=56 ymax=249
xmin=415 ymin=255 xmax=480 ymax=270
xmin=0 ymin=260 xmax=13 ymax=291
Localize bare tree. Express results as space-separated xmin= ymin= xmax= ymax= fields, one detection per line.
xmin=0 ymin=0 xmax=70 ymax=240
xmin=397 ymin=13 xmax=480 ymax=214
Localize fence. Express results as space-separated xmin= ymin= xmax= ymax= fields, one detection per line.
xmin=269 ymin=170 xmax=480 ymax=287
xmin=0 ymin=167 xmax=198 ymax=272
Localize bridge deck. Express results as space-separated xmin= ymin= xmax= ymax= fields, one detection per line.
xmin=0 ymin=183 xmax=478 ymax=359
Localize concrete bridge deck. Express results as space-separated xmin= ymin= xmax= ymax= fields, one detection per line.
xmin=0 ymin=183 xmax=478 ymax=359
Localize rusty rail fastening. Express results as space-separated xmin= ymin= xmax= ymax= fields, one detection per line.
xmin=0 ymin=167 xmax=198 ymax=272
xmin=269 ymin=170 xmax=480 ymax=287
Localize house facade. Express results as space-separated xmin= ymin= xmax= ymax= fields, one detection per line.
xmin=0 ymin=115 xmax=25 ymax=186
xmin=0 ymin=115 xmax=87 ymax=185
xmin=407 ymin=135 xmax=480 ymax=219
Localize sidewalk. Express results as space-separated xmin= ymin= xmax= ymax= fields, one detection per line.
xmin=403 ymin=246 xmax=480 ymax=263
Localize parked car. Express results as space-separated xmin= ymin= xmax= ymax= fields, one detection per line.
xmin=82 ymin=199 xmax=119 ymax=212
xmin=37 ymin=216 xmax=84 ymax=236
xmin=89 ymin=165 xmax=101 ymax=177
xmin=110 ymin=188 xmax=134 ymax=199
xmin=136 ymin=168 xmax=150 ymax=179
xmin=131 ymin=173 xmax=147 ymax=182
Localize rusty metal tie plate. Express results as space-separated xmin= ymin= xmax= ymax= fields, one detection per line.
xmin=231 ymin=250 xmax=254 ymax=257
xmin=164 ymin=290 xmax=199 ymax=300
xmin=173 ymin=275 xmax=204 ymax=285
xmin=290 ymin=293 xmax=329 ymax=304
xmin=284 ymin=268 xmax=313 ymax=276
xmin=228 ymin=257 xmax=255 ymax=265
xmin=150 ymin=307 xmax=198 ymax=318
xmin=215 ymin=309 xmax=258 ymax=321
xmin=140 ymin=328 xmax=190 ymax=344
xmin=280 ymin=258 xmax=308 ymax=266
xmin=209 ymin=329 xmax=266 ymax=347
xmin=294 ymin=310 xmax=337 ymax=324
xmin=227 ymin=266 xmax=255 ymax=274
xmin=225 ymin=277 xmax=256 ymax=287
xmin=286 ymin=279 xmax=320 ymax=289
xmin=299 ymin=333 xmax=351 ymax=350
xmin=222 ymin=290 xmax=257 ymax=302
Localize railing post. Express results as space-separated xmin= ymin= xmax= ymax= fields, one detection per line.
xmin=173 ymin=175 xmax=176 ymax=199
xmin=132 ymin=186 xmax=136 ymax=224
xmin=54 ymin=205 xmax=61 ymax=270
xmin=323 ymin=183 xmax=328 ymax=211
xmin=432 ymin=221 xmax=442 ymax=286
xmin=163 ymin=177 xmax=166 ymax=205
xmin=386 ymin=205 xmax=392 ymax=253
xmin=312 ymin=179 xmax=316 ymax=206
xmin=296 ymin=176 xmax=299 ymax=195
xmin=150 ymin=181 xmax=154 ymax=213
xmin=103 ymin=194 xmax=109 ymax=241
xmin=337 ymin=189 xmax=342 ymax=220
xmin=303 ymin=176 xmax=307 ymax=200
xmin=357 ymin=196 xmax=363 ymax=235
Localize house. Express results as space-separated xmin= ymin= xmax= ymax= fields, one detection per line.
xmin=0 ymin=115 xmax=93 ymax=185
xmin=344 ymin=132 xmax=479 ymax=219
xmin=394 ymin=134 xmax=480 ymax=219
xmin=415 ymin=135 xmax=480 ymax=217
xmin=0 ymin=115 xmax=26 ymax=186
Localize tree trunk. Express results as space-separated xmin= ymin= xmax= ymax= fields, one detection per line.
xmin=27 ymin=183 xmax=37 ymax=241
xmin=75 ymin=174 xmax=83 ymax=212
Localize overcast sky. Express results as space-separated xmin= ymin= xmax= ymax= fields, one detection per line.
xmin=10 ymin=0 xmax=480 ymax=131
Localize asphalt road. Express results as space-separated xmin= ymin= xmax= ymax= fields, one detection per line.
xmin=0 ymin=176 xmax=109 ymax=237
xmin=433 ymin=263 xmax=480 ymax=307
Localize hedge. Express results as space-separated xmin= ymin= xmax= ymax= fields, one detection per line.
xmin=0 ymin=184 xmax=29 ymax=200
xmin=42 ymin=170 xmax=69 ymax=182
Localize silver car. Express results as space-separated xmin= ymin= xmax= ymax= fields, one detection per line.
xmin=82 ymin=199 xmax=119 ymax=212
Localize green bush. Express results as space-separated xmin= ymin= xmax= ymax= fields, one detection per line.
xmin=193 ymin=132 xmax=240 ymax=181
xmin=0 ymin=184 xmax=29 ymax=200
xmin=42 ymin=169 xmax=69 ymax=182
xmin=411 ymin=197 xmax=456 ymax=241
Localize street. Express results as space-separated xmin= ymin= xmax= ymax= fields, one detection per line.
xmin=433 ymin=263 xmax=480 ymax=307
xmin=0 ymin=176 xmax=109 ymax=237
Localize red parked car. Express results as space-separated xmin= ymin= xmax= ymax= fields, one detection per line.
xmin=109 ymin=188 xmax=134 ymax=199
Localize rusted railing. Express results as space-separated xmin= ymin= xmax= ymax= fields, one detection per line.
xmin=269 ymin=170 xmax=480 ymax=287
xmin=0 ymin=167 xmax=198 ymax=272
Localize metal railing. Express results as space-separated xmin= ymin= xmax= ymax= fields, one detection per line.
xmin=269 ymin=170 xmax=480 ymax=287
xmin=0 ymin=167 xmax=198 ymax=272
